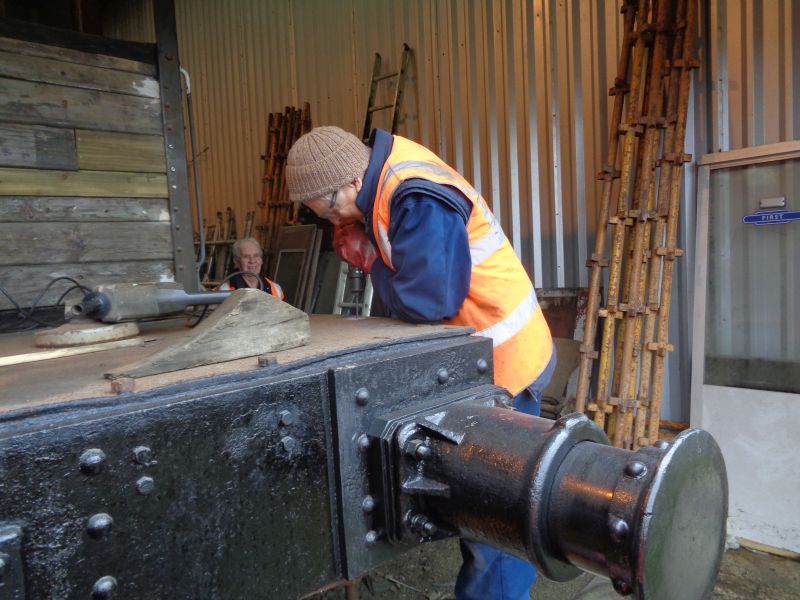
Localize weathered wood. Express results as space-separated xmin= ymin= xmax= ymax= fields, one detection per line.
xmin=0 ymin=197 xmax=170 ymax=222
xmin=0 ymin=122 xmax=77 ymax=169
xmin=0 ymin=78 xmax=162 ymax=135
xmin=0 ymin=20 xmax=156 ymax=67
xmin=0 ymin=50 xmax=160 ymax=98
xmin=0 ymin=34 xmax=156 ymax=76
xmin=76 ymin=130 xmax=166 ymax=173
xmin=0 ymin=222 xmax=173 ymax=266
xmin=110 ymin=289 xmax=311 ymax=378
xmin=34 ymin=322 xmax=140 ymax=348
xmin=0 ymin=260 xmax=175 ymax=310
xmin=0 ymin=167 xmax=167 ymax=197
xmin=0 ymin=336 xmax=143 ymax=368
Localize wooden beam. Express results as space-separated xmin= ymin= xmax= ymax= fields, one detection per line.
xmin=0 ymin=197 xmax=170 ymax=222
xmin=0 ymin=222 xmax=173 ymax=265
xmin=0 ymin=167 xmax=167 ymax=197
xmin=0 ymin=336 xmax=144 ymax=367
xmin=77 ymin=130 xmax=166 ymax=173
xmin=0 ymin=49 xmax=160 ymax=98
xmin=0 ymin=122 xmax=77 ymax=170
xmin=0 ymin=78 xmax=162 ymax=135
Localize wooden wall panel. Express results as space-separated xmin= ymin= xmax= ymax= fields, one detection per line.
xmin=0 ymin=78 xmax=162 ymax=134
xmin=0 ymin=222 xmax=173 ymax=265
xmin=0 ymin=123 xmax=77 ymax=169
xmin=76 ymin=130 xmax=166 ymax=172
xmin=1 ymin=197 xmax=169 ymax=222
xmin=0 ymin=168 xmax=167 ymax=197
xmin=0 ymin=50 xmax=160 ymax=98
xmin=0 ymin=261 xmax=174 ymax=310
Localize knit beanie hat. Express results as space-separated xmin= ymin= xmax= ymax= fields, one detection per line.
xmin=286 ymin=126 xmax=371 ymax=203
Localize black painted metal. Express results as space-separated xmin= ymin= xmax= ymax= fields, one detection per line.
xmin=0 ymin=524 xmax=25 ymax=599
xmin=153 ymin=0 xmax=198 ymax=292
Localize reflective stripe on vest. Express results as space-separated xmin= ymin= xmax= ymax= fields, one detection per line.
xmin=372 ymin=135 xmax=552 ymax=394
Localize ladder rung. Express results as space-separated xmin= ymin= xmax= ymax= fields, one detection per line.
xmin=375 ymin=71 xmax=399 ymax=81
xmin=368 ymin=103 xmax=394 ymax=113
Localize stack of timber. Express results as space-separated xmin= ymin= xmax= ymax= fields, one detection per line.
xmin=258 ymin=104 xmax=312 ymax=265
xmin=575 ymin=0 xmax=699 ymax=449
xmin=0 ymin=29 xmax=173 ymax=312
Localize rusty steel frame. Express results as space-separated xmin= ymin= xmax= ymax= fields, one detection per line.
xmin=576 ymin=0 xmax=699 ymax=449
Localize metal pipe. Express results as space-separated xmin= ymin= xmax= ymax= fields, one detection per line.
xmin=180 ymin=66 xmax=206 ymax=286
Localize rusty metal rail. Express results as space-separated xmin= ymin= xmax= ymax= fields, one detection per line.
xmin=576 ymin=0 xmax=699 ymax=449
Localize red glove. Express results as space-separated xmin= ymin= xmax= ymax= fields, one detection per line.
xmin=332 ymin=223 xmax=379 ymax=273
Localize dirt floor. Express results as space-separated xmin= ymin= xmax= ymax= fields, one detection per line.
xmin=308 ymin=538 xmax=800 ymax=600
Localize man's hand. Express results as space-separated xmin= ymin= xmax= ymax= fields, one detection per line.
xmin=332 ymin=223 xmax=378 ymax=273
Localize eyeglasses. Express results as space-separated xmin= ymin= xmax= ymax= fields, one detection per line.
xmin=328 ymin=188 xmax=339 ymax=209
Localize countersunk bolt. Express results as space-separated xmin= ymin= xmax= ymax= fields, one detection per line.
xmin=476 ymin=358 xmax=488 ymax=374
xmin=136 ymin=476 xmax=155 ymax=496
xmin=609 ymin=517 xmax=630 ymax=542
xmin=436 ymin=368 xmax=450 ymax=384
xmin=0 ymin=552 xmax=9 ymax=577
xmin=654 ymin=440 xmax=669 ymax=450
xmin=279 ymin=410 xmax=295 ymax=426
xmin=361 ymin=495 xmax=376 ymax=513
xmin=132 ymin=446 xmax=152 ymax=465
xmin=355 ymin=388 xmax=370 ymax=406
xmin=364 ymin=530 xmax=379 ymax=547
xmin=612 ymin=577 xmax=633 ymax=596
xmin=624 ymin=461 xmax=647 ymax=479
xmin=87 ymin=513 xmax=114 ymax=539
xmin=280 ymin=436 xmax=297 ymax=453
xmin=80 ymin=448 xmax=107 ymax=475
xmin=92 ymin=575 xmax=118 ymax=599
xmin=357 ymin=434 xmax=371 ymax=452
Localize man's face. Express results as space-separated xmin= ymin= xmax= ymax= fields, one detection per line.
xmin=303 ymin=179 xmax=364 ymax=226
xmin=235 ymin=242 xmax=263 ymax=275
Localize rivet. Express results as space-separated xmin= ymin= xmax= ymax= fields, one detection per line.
xmin=654 ymin=440 xmax=669 ymax=450
xmin=355 ymin=388 xmax=369 ymax=406
xmin=476 ymin=358 xmax=488 ymax=374
xmin=168 ymin=144 xmax=175 ymax=150
xmin=132 ymin=446 xmax=152 ymax=465
xmin=87 ymin=513 xmax=114 ymax=539
xmin=280 ymin=436 xmax=296 ymax=453
xmin=170 ymin=166 xmax=176 ymax=172
xmin=92 ymin=575 xmax=118 ymax=599
xmin=364 ymin=530 xmax=379 ymax=547
xmin=79 ymin=448 xmax=107 ymax=475
xmin=609 ymin=517 xmax=630 ymax=542
xmin=136 ymin=476 xmax=155 ymax=496
xmin=437 ymin=368 xmax=449 ymax=384
xmin=624 ymin=461 xmax=647 ymax=478
xmin=279 ymin=410 xmax=294 ymax=426
xmin=612 ymin=577 xmax=633 ymax=596
xmin=361 ymin=495 xmax=376 ymax=513
xmin=357 ymin=434 xmax=371 ymax=452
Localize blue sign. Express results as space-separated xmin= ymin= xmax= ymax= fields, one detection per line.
xmin=742 ymin=210 xmax=800 ymax=225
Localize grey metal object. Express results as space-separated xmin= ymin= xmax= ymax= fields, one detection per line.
xmin=0 ymin=525 xmax=25 ymax=599
xmin=153 ymin=0 xmax=197 ymax=292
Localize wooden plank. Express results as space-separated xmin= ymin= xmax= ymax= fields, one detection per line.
xmin=0 ymin=21 xmax=156 ymax=70
xmin=0 ymin=50 xmax=160 ymax=98
xmin=0 ymin=78 xmax=162 ymax=135
xmin=0 ymin=336 xmax=144 ymax=368
xmin=0 ymin=222 xmax=173 ymax=266
xmin=0 ymin=260 xmax=175 ymax=310
xmin=76 ymin=130 xmax=166 ymax=173
xmin=0 ymin=197 xmax=170 ymax=222
xmin=0 ymin=122 xmax=77 ymax=169
xmin=0 ymin=168 xmax=167 ymax=197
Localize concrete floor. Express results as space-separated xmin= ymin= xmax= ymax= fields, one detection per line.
xmin=310 ymin=538 xmax=800 ymax=599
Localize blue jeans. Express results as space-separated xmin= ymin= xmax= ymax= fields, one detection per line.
xmin=454 ymin=346 xmax=557 ymax=600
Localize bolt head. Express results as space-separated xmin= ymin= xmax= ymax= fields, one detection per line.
xmin=92 ymin=575 xmax=118 ymax=599
xmin=279 ymin=410 xmax=295 ymax=426
xmin=132 ymin=446 xmax=152 ymax=465
xmin=355 ymin=388 xmax=370 ymax=406
xmin=476 ymin=358 xmax=488 ymax=374
xmin=280 ymin=436 xmax=297 ymax=453
xmin=364 ymin=530 xmax=379 ymax=547
xmin=624 ymin=460 xmax=647 ymax=478
xmin=357 ymin=434 xmax=371 ymax=452
xmin=136 ymin=476 xmax=155 ymax=496
xmin=361 ymin=495 xmax=376 ymax=513
xmin=436 ymin=368 xmax=450 ymax=384
xmin=415 ymin=444 xmax=432 ymax=459
xmin=87 ymin=513 xmax=114 ymax=539
xmin=654 ymin=439 xmax=669 ymax=450
xmin=609 ymin=517 xmax=630 ymax=542
xmin=80 ymin=448 xmax=107 ymax=475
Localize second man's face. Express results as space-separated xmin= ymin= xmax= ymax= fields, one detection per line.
xmin=236 ymin=243 xmax=263 ymax=275
xmin=303 ymin=179 xmax=364 ymax=226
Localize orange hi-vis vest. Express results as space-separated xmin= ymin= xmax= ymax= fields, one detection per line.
xmin=223 ymin=276 xmax=284 ymax=300
xmin=371 ymin=135 xmax=552 ymax=395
